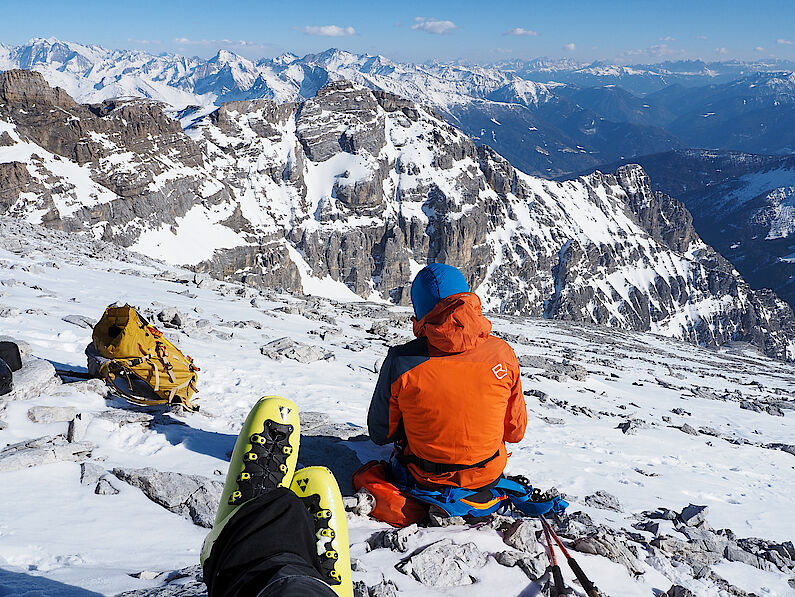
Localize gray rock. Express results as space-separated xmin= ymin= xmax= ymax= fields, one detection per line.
xmin=542 ymin=416 xmax=565 ymax=425
xmin=368 ymin=579 xmax=398 ymax=597
xmin=5 ymin=357 xmax=59 ymax=400
xmin=112 ymin=466 xmax=223 ymax=527
xmin=666 ymin=586 xmax=696 ymax=597
xmin=353 ymin=580 xmax=369 ymax=597
xmin=0 ymin=435 xmax=93 ymax=472
xmin=573 ymin=532 xmax=645 ymax=576
xmin=541 ymin=360 xmax=588 ymax=382
xmin=523 ymin=388 xmax=548 ymax=400
xmin=679 ymin=423 xmax=700 ymax=436
xmin=116 ymin=565 xmax=206 ymax=596
xmin=651 ymin=535 xmax=722 ymax=577
xmin=395 ymin=538 xmax=487 ymax=587
xmin=633 ymin=520 xmax=662 ymax=536
xmin=94 ymin=410 xmax=154 ymax=426
xmin=1 ymin=72 xmax=794 ymax=360
xmin=735 ymin=536 xmax=795 ymax=571
xmin=95 ymin=475 xmax=121 ymax=495
xmin=766 ymin=443 xmax=795 ymax=457
xmin=724 ymin=543 xmax=772 ymax=570
xmin=367 ymin=524 xmax=418 ymax=553
xmin=680 ymin=504 xmax=709 ymax=527
xmin=80 ymin=462 xmax=106 ymax=486
xmin=61 ymin=314 xmax=97 ymax=329
xmin=495 ymin=549 xmax=547 ymax=580
xmin=129 ymin=570 xmax=162 ymax=580
xmin=344 ymin=490 xmax=375 ymax=517
xmin=261 ymin=337 xmax=335 ymax=363
xmin=428 ymin=510 xmax=466 ymax=527
xmin=67 ymin=412 xmax=92 ymax=442
xmin=617 ymin=418 xmax=647 ymax=434
xmin=157 ymin=308 xmax=185 ymax=328
xmin=27 ymin=405 xmax=79 ymax=424
xmin=503 ymin=518 xmax=540 ymax=553
xmin=678 ymin=525 xmax=728 ymax=553
xmin=584 ymin=490 xmax=624 ymax=512
xmin=517 ymin=355 xmax=547 ymax=369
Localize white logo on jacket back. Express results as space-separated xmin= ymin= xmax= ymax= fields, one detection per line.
xmin=492 ymin=363 xmax=508 ymax=379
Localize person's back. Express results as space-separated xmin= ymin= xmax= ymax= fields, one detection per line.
xmin=368 ymin=264 xmax=526 ymax=490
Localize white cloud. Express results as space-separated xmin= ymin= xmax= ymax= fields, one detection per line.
xmin=622 ymin=44 xmax=685 ymax=59
xmin=411 ymin=17 xmax=457 ymax=35
xmin=754 ymin=46 xmax=765 ymax=52
xmin=128 ymin=38 xmax=161 ymax=45
xmin=172 ymin=37 xmax=279 ymax=56
xmin=660 ymin=36 xmax=675 ymax=42
xmin=777 ymin=38 xmax=794 ymax=45
xmin=174 ymin=37 xmax=255 ymax=46
xmin=505 ymin=27 xmax=539 ymax=37
xmin=714 ymin=47 xmax=728 ymax=54
xmin=299 ymin=25 xmax=357 ymax=37
xmin=697 ymin=35 xmax=709 ymax=40
xmin=563 ymin=42 xmax=576 ymax=51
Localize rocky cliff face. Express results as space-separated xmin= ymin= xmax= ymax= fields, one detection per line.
xmin=597 ymin=150 xmax=795 ymax=312
xmin=1 ymin=71 xmax=794 ymax=359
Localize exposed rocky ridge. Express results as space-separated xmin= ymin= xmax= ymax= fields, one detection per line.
xmin=594 ymin=149 xmax=795 ymax=311
xmin=1 ymin=71 xmax=794 ymax=359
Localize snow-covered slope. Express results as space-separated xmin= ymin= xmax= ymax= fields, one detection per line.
xmin=0 ymin=217 xmax=794 ymax=596
xmin=1 ymin=71 xmax=793 ymax=360
xmin=597 ymin=150 xmax=795 ymax=311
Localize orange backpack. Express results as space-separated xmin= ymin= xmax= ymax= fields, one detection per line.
xmin=351 ymin=461 xmax=429 ymax=527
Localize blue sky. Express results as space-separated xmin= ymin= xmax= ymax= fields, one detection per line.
xmin=3 ymin=0 xmax=795 ymax=64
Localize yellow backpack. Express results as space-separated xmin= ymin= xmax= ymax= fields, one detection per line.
xmin=92 ymin=305 xmax=199 ymax=410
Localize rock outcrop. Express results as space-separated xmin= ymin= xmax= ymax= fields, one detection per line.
xmin=1 ymin=71 xmax=794 ymax=359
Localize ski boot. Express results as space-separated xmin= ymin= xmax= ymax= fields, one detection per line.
xmin=290 ymin=466 xmax=353 ymax=597
xmin=201 ymin=395 xmax=300 ymax=566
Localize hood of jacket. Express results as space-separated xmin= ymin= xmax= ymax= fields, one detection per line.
xmin=412 ymin=292 xmax=492 ymax=353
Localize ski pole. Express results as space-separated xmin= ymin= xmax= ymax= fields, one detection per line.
xmin=541 ymin=515 xmax=601 ymax=597
xmin=541 ymin=514 xmax=568 ymax=597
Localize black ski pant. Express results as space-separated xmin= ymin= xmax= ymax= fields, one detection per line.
xmin=202 ymin=487 xmax=337 ymax=597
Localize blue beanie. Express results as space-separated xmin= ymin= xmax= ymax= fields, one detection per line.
xmin=410 ymin=263 xmax=469 ymax=320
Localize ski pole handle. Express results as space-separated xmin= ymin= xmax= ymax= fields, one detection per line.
xmin=567 ymin=557 xmax=600 ymax=596
xmin=541 ymin=515 xmax=600 ymax=597
xmin=550 ymin=564 xmax=566 ymax=596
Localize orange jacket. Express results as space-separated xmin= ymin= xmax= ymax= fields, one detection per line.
xmin=368 ymin=292 xmax=526 ymax=489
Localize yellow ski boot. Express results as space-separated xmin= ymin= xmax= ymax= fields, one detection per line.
xmin=201 ymin=396 xmax=300 ymax=566
xmin=290 ymin=466 xmax=354 ymax=597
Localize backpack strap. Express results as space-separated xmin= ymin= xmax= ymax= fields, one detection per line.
xmin=395 ymin=449 xmax=500 ymax=475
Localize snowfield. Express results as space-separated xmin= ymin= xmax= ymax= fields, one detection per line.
xmin=0 ymin=217 xmax=793 ymax=597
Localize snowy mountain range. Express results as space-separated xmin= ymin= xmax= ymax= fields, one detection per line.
xmin=1 ymin=69 xmax=794 ymax=360
xmin=3 ymin=38 xmax=795 ymax=178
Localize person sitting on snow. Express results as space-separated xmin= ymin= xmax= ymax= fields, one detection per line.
xmin=367 ymin=263 xmax=528 ymax=515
